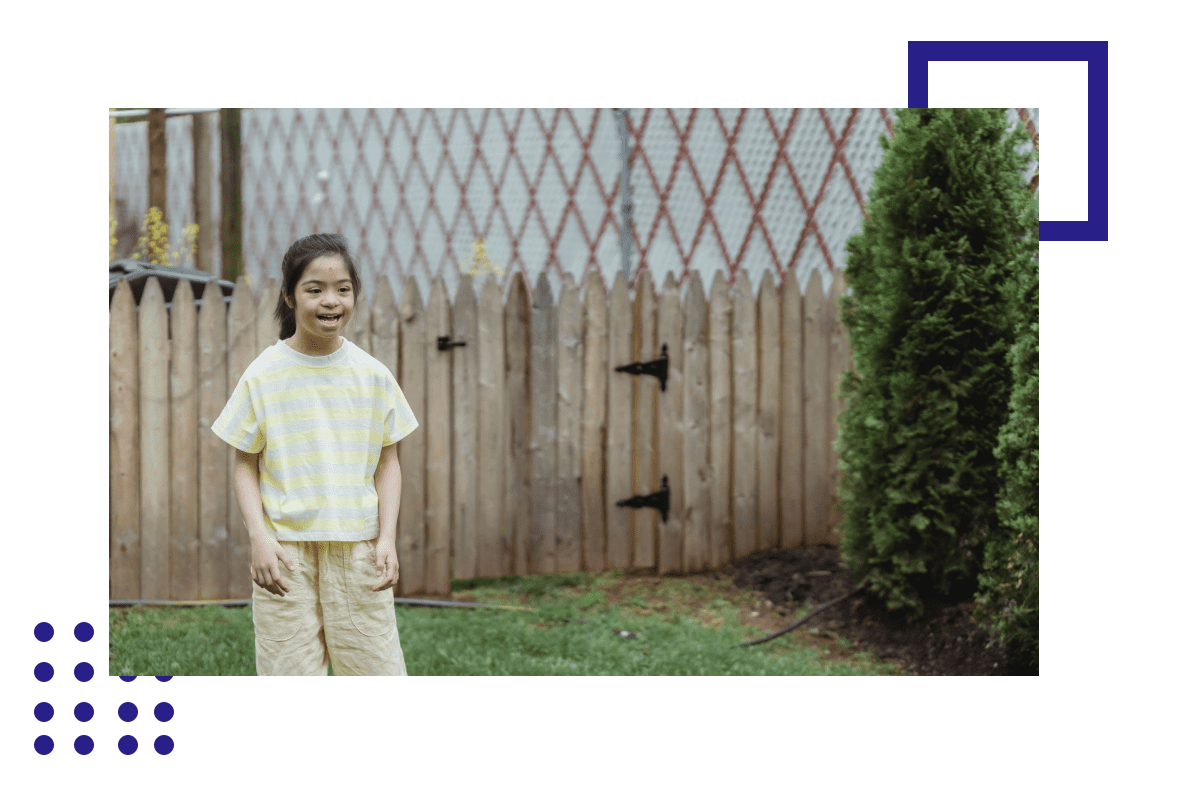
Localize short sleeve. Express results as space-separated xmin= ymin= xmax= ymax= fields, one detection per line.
xmin=382 ymin=374 xmax=419 ymax=447
xmin=211 ymin=375 xmax=266 ymax=453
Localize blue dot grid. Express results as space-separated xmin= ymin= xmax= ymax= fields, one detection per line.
xmin=33 ymin=621 xmax=176 ymax=756
xmin=906 ymin=40 xmax=1109 ymax=242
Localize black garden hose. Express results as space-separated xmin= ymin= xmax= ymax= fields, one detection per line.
xmin=738 ymin=580 xmax=867 ymax=647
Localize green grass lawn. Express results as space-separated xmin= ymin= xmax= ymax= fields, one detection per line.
xmin=109 ymin=569 xmax=903 ymax=676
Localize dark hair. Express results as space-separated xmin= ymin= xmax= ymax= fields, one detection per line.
xmin=274 ymin=233 xmax=363 ymax=340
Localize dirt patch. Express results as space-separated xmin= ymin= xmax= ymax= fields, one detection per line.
xmin=720 ymin=546 xmax=1037 ymax=676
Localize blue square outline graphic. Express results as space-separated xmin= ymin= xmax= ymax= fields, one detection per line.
xmin=908 ymin=40 xmax=1108 ymax=242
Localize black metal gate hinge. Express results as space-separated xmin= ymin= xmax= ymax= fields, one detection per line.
xmin=615 ymin=475 xmax=670 ymax=522
xmin=614 ymin=344 xmax=668 ymax=391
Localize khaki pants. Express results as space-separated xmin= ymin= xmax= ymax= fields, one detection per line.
xmin=251 ymin=532 xmax=407 ymax=676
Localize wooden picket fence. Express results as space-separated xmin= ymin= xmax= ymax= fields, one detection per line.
xmin=109 ymin=267 xmax=853 ymax=601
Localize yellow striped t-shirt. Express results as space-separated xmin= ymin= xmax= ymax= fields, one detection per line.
xmin=211 ymin=338 xmax=418 ymax=541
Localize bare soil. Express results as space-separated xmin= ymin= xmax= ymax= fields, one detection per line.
xmin=720 ymin=545 xmax=1037 ymax=676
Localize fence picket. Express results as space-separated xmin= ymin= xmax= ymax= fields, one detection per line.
xmin=397 ymin=276 xmax=427 ymax=595
xmin=110 ymin=279 xmax=140 ymax=600
xmin=656 ymin=272 xmax=684 ymax=574
xmin=346 ymin=288 xmax=372 ymax=356
xmin=452 ymin=275 xmax=479 ymax=579
xmin=139 ymin=277 xmax=171 ymax=600
xmin=505 ymin=273 xmax=531 ymax=577
xmin=372 ymin=277 xmax=401 ymax=402
xmin=372 ymin=277 xmax=406 ymax=591
xmin=708 ymin=270 xmax=732 ymax=570
xmin=581 ymin=270 xmax=608 ymax=571
xmin=632 ymin=269 xmax=657 ymax=569
xmin=529 ymin=272 xmax=557 ymax=574
xmin=555 ymin=274 xmax=583 ymax=573
xmin=606 ymin=271 xmax=633 ymax=570
xmin=803 ymin=271 xmax=831 ymax=545
xmin=827 ymin=270 xmax=850 ymax=543
xmin=731 ymin=270 xmax=758 ymax=560
xmin=477 ymin=276 xmax=506 ymax=577
xmin=780 ymin=270 xmax=803 ymax=549
xmin=683 ymin=272 xmax=711 ymax=572
xmin=226 ymin=276 xmax=256 ymax=598
xmin=424 ymin=278 xmax=452 ymax=594
xmin=197 ymin=280 xmax=228 ymax=599
xmin=169 ymin=279 xmax=200 ymax=600
xmin=757 ymin=272 xmax=781 ymax=552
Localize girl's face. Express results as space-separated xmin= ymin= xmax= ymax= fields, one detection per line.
xmin=287 ymin=254 xmax=355 ymax=352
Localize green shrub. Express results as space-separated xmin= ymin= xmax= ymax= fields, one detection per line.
xmin=975 ymin=195 xmax=1039 ymax=665
xmin=837 ymin=108 xmax=1037 ymax=616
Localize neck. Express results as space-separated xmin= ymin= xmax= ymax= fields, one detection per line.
xmin=288 ymin=332 xmax=342 ymax=357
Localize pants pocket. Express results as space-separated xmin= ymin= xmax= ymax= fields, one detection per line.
xmin=252 ymin=542 xmax=304 ymax=642
xmin=343 ymin=538 xmax=394 ymax=637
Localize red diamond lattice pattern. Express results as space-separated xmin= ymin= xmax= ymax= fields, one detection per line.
xmin=113 ymin=108 xmax=1039 ymax=300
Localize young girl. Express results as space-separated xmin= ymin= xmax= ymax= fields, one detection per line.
xmin=212 ymin=233 xmax=418 ymax=676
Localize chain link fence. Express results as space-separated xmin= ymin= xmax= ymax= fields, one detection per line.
xmin=112 ymin=108 xmax=1038 ymax=302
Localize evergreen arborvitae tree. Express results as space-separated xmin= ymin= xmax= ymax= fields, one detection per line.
xmin=976 ymin=194 xmax=1039 ymax=667
xmin=837 ymin=108 xmax=1037 ymax=615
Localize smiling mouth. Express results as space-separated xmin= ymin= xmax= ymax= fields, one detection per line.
xmin=317 ymin=314 xmax=341 ymax=322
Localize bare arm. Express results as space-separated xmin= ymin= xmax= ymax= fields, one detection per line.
xmin=374 ymin=443 xmax=402 ymax=546
xmin=233 ymin=447 xmax=294 ymax=595
xmin=372 ymin=443 xmax=402 ymax=590
xmin=233 ymin=448 xmax=269 ymax=540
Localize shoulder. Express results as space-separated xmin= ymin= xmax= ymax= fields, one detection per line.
xmin=241 ymin=342 xmax=288 ymax=381
xmin=343 ymin=339 xmax=396 ymax=381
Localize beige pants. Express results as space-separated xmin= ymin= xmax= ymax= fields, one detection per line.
xmin=251 ymin=532 xmax=407 ymax=676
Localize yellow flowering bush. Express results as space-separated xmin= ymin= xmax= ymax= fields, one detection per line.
xmin=459 ymin=237 xmax=505 ymax=281
xmin=111 ymin=206 xmax=200 ymax=267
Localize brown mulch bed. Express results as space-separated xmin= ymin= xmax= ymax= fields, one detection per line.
xmin=720 ymin=546 xmax=1037 ymax=676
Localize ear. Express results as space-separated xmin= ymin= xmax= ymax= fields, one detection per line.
xmin=283 ymin=290 xmax=294 ymax=310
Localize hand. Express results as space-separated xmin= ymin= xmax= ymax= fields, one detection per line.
xmin=372 ymin=537 xmax=400 ymax=592
xmin=250 ymin=534 xmax=295 ymax=597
